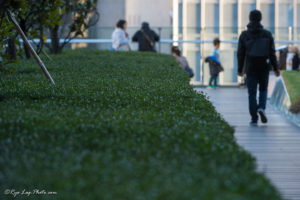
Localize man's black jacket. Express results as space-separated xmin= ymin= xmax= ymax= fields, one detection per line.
xmin=132 ymin=25 xmax=159 ymax=52
xmin=293 ymin=53 xmax=299 ymax=70
xmin=237 ymin=22 xmax=278 ymax=76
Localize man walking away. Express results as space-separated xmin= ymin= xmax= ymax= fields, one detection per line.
xmin=132 ymin=22 xmax=160 ymax=52
xmin=237 ymin=10 xmax=280 ymax=126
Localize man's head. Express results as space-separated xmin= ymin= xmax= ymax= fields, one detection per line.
xmin=213 ymin=38 xmax=220 ymax=49
xmin=249 ymin=10 xmax=262 ymax=23
xmin=142 ymin=22 xmax=150 ymax=30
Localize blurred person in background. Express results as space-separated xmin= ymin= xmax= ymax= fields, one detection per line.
xmin=171 ymin=46 xmax=194 ymax=78
xmin=286 ymin=46 xmax=295 ymax=71
xmin=111 ymin=20 xmax=131 ymax=51
xmin=205 ymin=38 xmax=223 ymax=88
xmin=292 ymin=46 xmax=299 ymax=71
xmin=277 ymin=46 xmax=288 ymax=70
xmin=132 ymin=22 xmax=159 ymax=52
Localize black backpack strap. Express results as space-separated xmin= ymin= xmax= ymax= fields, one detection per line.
xmin=141 ymin=30 xmax=154 ymax=47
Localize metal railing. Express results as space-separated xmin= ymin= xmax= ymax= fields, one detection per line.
xmin=36 ymin=38 xmax=300 ymax=44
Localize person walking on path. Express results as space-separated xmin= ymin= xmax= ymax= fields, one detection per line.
xmin=237 ymin=10 xmax=280 ymax=126
xmin=205 ymin=38 xmax=224 ymax=88
xmin=112 ymin=20 xmax=131 ymax=51
xmin=132 ymin=22 xmax=160 ymax=52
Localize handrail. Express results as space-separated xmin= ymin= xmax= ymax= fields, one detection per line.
xmin=26 ymin=39 xmax=300 ymax=44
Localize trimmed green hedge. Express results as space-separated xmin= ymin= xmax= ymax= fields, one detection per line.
xmin=0 ymin=50 xmax=282 ymax=200
xmin=282 ymin=71 xmax=300 ymax=103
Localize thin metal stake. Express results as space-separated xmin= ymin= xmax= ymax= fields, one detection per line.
xmin=7 ymin=10 xmax=55 ymax=84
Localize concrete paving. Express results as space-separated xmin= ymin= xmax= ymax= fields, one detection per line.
xmin=195 ymin=86 xmax=300 ymax=200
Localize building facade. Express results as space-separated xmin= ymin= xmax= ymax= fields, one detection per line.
xmin=95 ymin=0 xmax=172 ymax=37
xmin=173 ymin=0 xmax=300 ymax=40
xmin=92 ymin=0 xmax=172 ymax=51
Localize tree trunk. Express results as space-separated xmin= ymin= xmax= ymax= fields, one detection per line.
xmin=36 ymin=6 xmax=44 ymax=54
xmin=20 ymin=20 xmax=31 ymax=59
xmin=50 ymin=25 xmax=61 ymax=54
xmin=7 ymin=38 xmax=17 ymax=60
xmin=23 ymin=37 xmax=31 ymax=59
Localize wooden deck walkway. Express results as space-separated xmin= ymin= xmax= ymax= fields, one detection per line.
xmin=196 ymin=87 xmax=300 ymax=200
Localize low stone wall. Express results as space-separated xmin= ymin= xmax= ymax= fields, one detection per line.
xmin=270 ymin=77 xmax=300 ymax=127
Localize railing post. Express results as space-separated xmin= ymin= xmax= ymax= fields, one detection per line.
xmin=158 ymin=27 xmax=162 ymax=53
xmin=201 ymin=27 xmax=205 ymax=86
xmin=289 ymin=26 xmax=293 ymax=42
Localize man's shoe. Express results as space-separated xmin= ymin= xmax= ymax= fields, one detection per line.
xmin=258 ymin=108 xmax=268 ymax=124
xmin=250 ymin=121 xmax=258 ymax=126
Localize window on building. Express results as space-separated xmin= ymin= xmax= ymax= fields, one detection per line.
xmin=196 ymin=3 xmax=201 ymax=34
xmin=241 ymin=3 xmax=256 ymax=28
xmin=205 ymin=2 xmax=219 ymax=33
xmin=260 ymin=3 xmax=275 ymax=33
xmin=223 ymin=3 xmax=238 ymax=34
xmin=179 ymin=2 xmax=183 ymax=34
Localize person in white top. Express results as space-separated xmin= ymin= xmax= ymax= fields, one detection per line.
xmin=286 ymin=46 xmax=295 ymax=71
xmin=112 ymin=20 xmax=131 ymax=51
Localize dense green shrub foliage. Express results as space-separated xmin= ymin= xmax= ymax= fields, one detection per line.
xmin=0 ymin=50 xmax=282 ymax=200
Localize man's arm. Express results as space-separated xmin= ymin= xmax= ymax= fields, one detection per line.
xmin=237 ymin=32 xmax=246 ymax=76
xmin=132 ymin=31 xmax=139 ymax=42
xmin=269 ymin=33 xmax=280 ymax=76
xmin=153 ymin=31 xmax=160 ymax=42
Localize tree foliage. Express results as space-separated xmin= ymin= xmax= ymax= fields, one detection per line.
xmin=0 ymin=0 xmax=99 ymax=68
xmin=15 ymin=0 xmax=63 ymax=58
xmin=0 ymin=0 xmax=23 ymax=68
xmin=48 ymin=0 xmax=99 ymax=54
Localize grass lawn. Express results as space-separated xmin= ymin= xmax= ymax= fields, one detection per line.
xmin=0 ymin=49 xmax=282 ymax=200
xmin=282 ymin=71 xmax=300 ymax=103
xmin=282 ymin=71 xmax=300 ymax=113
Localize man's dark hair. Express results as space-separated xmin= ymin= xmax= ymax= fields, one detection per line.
xmin=116 ymin=20 xmax=127 ymax=29
xmin=213 ymin=38 xmax=220 ymax=46
xmin=249 ymin=10 xmax=262 ymax=22
xmin=142 ymin=22 xmax=150 ymax=30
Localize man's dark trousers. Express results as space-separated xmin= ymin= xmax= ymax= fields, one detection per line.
xmin=246 ymin=73 xmax=269 ymax=122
